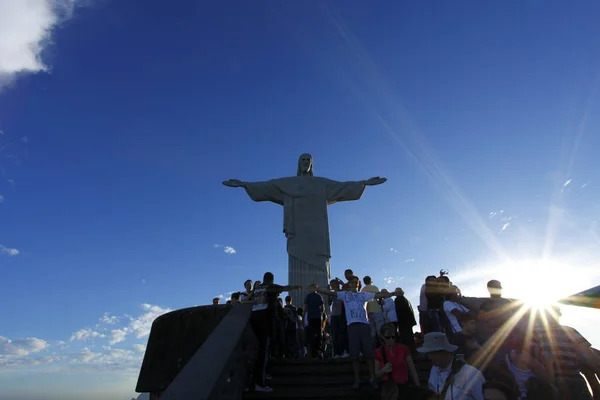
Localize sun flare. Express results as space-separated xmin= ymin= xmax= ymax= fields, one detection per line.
xmin=494 ymin=259 xmax=580 ymax=310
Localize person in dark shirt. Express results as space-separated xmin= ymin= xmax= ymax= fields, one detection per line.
xmin=272 ymin=297 xmax=286 ymax=359
xmin=451 ymin=312 xmax=481 ymax=366
xmin=478 ymin=279 xmax=512 ymax=344
xmin=240 ymin=279 xmax=253 ymax=302
xmin=418 ymin=275 xmax=437 ymax=333
xmin=338 ymin=268 xmax=363 ymax=291
xmin=304 ymin=283 xmax=325 ymax=358
xmin=283 ymin=296 xmax=299 ymax=358
xmin=249 ymin=272 xmax=301 ymax=392
xmin=424 ymin=277 xmax=444 ymax=332
xmin=394 ymin=288 xmax=417 ymax=355
xmin=329 ymin=279 xmax=349 ymax=358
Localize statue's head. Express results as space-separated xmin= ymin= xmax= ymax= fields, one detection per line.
xmin=297 ymin=153 xmax=314 ymax=176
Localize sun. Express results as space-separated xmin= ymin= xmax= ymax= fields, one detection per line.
xmin=496 ymin=259 xmax=578 ymax=311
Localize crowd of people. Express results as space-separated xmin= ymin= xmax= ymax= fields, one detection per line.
xmin=216 ymin=269 xmax=600 ymax=400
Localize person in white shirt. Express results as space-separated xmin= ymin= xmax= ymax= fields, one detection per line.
xmin=418 ymin=332 xmax=485 ymax=400
xmin=443 ymin=286 xmax=470 ymax=334
xmin=381 ymin=290 xmax=398 ymax=325
xmin=310 ymin=277 xmax=403 ymax=391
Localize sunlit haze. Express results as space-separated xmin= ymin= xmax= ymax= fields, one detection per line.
xmin=1 ymin=1 xmax=599 ymax=399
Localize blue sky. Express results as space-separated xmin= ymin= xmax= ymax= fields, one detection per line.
xmin=1 ymin=1 xmax=599 ymax=399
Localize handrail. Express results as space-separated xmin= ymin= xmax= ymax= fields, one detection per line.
xmin=160 ymin=303 xmax=256 ymax=400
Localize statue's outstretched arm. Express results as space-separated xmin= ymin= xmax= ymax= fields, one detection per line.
xmin=223 ymin=178 xmax=283 ymax=205
xmin=364 ymin=177 xmax=387 ymax=186
xmin=222 ymin=179 xmax=245 ymax=188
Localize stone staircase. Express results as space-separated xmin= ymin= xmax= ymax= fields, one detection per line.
xmin=136 ymin=304 xmax=433 ymax=400
xmin=243 ymin=357 xmax=431 ymax=400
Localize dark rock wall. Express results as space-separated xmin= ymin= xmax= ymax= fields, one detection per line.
xmin=136 ymin=305 xmax=232 ymax=393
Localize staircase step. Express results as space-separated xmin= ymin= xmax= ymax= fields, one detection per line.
xmin=242 ymin=357 xmax=432 ymax=399
xmin=243 ymin=387 xmax=379 ymax=399
xmin=267 ymin=358 xmax=430 ymax=378
xmin=269 ymin=375 xmax=368 ymax=386
xmin=267 ymin=359 xmax=367 ymax=376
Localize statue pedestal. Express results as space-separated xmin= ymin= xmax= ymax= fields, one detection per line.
xmin=288 ymin=256 xmax=330 ymax=312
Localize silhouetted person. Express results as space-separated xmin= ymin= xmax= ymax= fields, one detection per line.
xmin=394 ymin=287 xmax=417 ymax=355
xmin=478 ymin=279 xmax=512 ymax=344
xmin=248 ymin=272 xmax=301 ymax=392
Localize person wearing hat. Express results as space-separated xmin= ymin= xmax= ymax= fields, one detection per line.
xmin=418 ymin=332 xmax=485 ymax=400
xmin=478 ymin=280 xmax=512 ymax=345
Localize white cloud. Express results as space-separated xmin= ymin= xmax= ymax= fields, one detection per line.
xmin=404 ymin=258 xmax=415 ymax=263
xmin=0 ymin=194 xmax=3 ymax=203
xmin=0 ymin=245 xmax=19 ymax=256
xmin=214 ymin=244 xmax=237 ymax=254
xmin=132 ymin=344 xmax=146 ymax=353
xmin=223 ymin=246 xmax=236 ymax=254
xmin=0 ymin=0 xmax=77 ymax=88
xmin=2 ymin=303 xmax=169 ymax=371
xmin=215 ymin=291 xmax=234 ymax=301
xmin=99 ymin=314 xmax=119 ymax=325
xmin=68 ymin=303 xmax=170 ymax=350
xmin=108 ymin=329 xmax=128 ymax=345
xmin=69 ymin=328 xmax=106 ymax=342
xmin=0 ymin=336 xmax=49 ymax=356
xmin=68 ymin=346 xmax=142 ymax=371
xmin=127 ymin=303 xmax=171 ymax=339
xmin=0 ymin=336 xmax=52 ymax=368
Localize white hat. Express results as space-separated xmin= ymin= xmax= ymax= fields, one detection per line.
xmin=417 ymin=332 xmax=458 ymax=353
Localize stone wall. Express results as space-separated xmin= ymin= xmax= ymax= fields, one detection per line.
xmin=135 ymin=305 xmax=232 ymax=393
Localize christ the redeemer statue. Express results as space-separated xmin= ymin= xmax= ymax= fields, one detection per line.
xmin=222 ymin=153 xmax=386 ymax=305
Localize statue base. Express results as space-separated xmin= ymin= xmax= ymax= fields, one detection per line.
xmin=288 ymin=255 xmax=330 ymax=313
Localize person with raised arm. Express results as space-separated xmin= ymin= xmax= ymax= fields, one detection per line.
xmin=309 ymin=277 xmax=403 ymax=390
xmin=248 ymin=272 xmax=302 ymax=392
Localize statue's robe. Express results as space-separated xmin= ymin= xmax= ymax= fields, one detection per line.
xmin=243 ymin=176 xmax=366 ymax=306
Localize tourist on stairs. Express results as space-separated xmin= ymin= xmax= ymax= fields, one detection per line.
xmin=304 ymin=282 xmax=325 ymax=359
xmin=380 ymin=289 xmax=398 ymax=328
xmin=442 ymin=286 xmax=470 ymax=338
xmin=240 ymin=279 xmax=253 ymax=302
xmin=328 ymin=279 xmax=349 ymax=358
xmin=418 ymin=276 xmax=436 ymax=333
xmin=450 ymin=313 xmax=481 ymax=366
xmin=477 ymin=280 xmax=512 ymax=345
xmin=309 ymin=277 xmax=403 ymax=390
xmin=362 ymin=276 xmax=384 ymax=346
xmin=283 ymin=296 xmax=300 ymax=359
xmin=418 ymin=332 xmax=485 ymax=400
xmin=394 ymin=287 xmax=418 ymax=355
xmin=248 ymin=272 xmax=301 ymax=392
xmin=376 ymin=324 xmax=421 ymax=400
